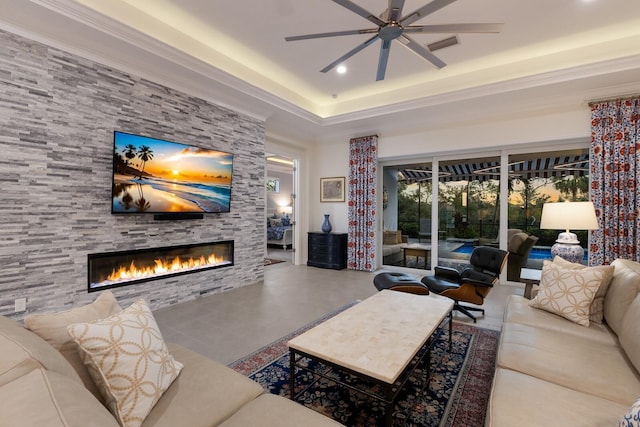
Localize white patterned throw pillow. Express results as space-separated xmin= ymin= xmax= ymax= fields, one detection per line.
xmin=620 ymin=396 xmax=640 ymax=426
xmin=67 ymin=299 xmax=183 ymax=427
xmin=552 ymin=256 xmax=614 ymax=324
xmin=529 ymin=260 xmax=602 ymax=326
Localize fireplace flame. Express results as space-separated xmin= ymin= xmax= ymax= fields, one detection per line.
xmin=107 ymin=253 xmax=226 ymax=282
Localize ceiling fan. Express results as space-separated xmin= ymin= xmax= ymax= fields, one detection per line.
xmin=285 ymin=0 xmax=503 ymax=81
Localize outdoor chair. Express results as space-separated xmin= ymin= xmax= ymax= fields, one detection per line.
xmin=421 ymin=246 xmax=508 ymax=322
xmin=506 ymin=232 xmax=539 ymax=281
xmin=418 ymin=218 xmax=432 ymax=242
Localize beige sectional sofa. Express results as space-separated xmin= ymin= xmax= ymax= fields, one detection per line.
xmin=488 ymin=258 xmax=640 ymax=426
xmin=0 ymin=310 xmax=341 ymax=427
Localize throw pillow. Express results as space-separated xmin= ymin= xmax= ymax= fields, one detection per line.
xmin=281 ymin=215 xmax=290 ymax=226
xmin=24 ymin=290 xmax=122 ymax=401
xmin=619 ymin=396 xmax=640 ymax=427
xmin=383 ymin=231 xmax=400 ymax=245
xmin=552 ymin=256 xmax=614 ymax=324
xmin=529 ymin=260 xmax=602 ymax=326
xmin=67 ymin=299 xmax=183 ymax=427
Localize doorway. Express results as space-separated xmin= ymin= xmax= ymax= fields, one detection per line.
xmin=265 ymin=155 xmax=295 ymax=264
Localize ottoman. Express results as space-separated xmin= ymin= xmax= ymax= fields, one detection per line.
xmin=373 ymin=272 xmax=430 ymax=295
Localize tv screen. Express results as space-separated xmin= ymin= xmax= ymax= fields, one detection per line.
xmin=112 ymin=131 xmax=233 ymax=214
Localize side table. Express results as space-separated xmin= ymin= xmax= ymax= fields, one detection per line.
xmin=520 ymin=268 xmax=541 ymax=299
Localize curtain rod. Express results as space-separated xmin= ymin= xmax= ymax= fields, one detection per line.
xmin=588 ymin=93 xmax=640 ymax=106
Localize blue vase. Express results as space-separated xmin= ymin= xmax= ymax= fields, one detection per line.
xmin=321 ymin=214 xmax=332 ymax=233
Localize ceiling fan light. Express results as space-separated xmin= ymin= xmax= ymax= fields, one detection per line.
xmin=427 ymin=35 xmax=459 ymax=52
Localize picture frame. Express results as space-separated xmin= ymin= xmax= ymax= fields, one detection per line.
xmin=266 ymin=177 xmax=280 ymax=193
xmin=320 ymin=177 xmax=345 ymax=202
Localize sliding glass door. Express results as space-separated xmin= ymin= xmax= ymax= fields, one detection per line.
xmin=380 ymin=145 xmax=590 ymax=274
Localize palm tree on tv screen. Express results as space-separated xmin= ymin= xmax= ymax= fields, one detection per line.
xmin=123 ymin=144 xmax=137 ymax=168
xmin=136 ymin=145 xmax=154 ymax=179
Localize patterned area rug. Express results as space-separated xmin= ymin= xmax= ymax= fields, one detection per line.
xmin=229 ymin=304 xmax=499 ymax=427
xmin=264 ymin=257 xmax=286 ymax=266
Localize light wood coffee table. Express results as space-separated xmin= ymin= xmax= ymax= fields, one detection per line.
xmin=288 ymin=290 xmax=453 ymax=426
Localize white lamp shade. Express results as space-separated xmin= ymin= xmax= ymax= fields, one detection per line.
xmin=540 ymin=201 xmax=599 ymax=231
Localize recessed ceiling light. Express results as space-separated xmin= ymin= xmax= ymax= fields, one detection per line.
xmin=336 ymin=65 xmax=347 ymax=74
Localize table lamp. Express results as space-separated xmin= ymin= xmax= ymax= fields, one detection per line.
xmin=540 ymin=201 xmax=598 ymax=263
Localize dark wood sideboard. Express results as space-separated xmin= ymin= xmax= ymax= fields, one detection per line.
xmin=307 ymin=232 xmax=347 ymax=270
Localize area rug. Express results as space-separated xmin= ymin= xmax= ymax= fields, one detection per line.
xmin=264 ymin=257 xmax=286 ymax=266
xmin=229 ymin=304 xmax=499 ymax=427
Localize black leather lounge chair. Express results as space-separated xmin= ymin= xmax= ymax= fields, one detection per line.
xmin=421 ymin=246 xmax=508 ymax=322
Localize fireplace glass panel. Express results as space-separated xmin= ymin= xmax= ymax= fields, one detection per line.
xmin=88 ymin=241 xmax=233 ymax=292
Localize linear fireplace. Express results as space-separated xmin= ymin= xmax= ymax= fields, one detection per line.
xmin=88 ymin=241 xmax=234 ymax=292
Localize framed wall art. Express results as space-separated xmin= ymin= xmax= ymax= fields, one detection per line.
xmin=320 ymin=177 xmax=345 ymax=202
xmin=266 ymin=177 xmax=280 ymax=193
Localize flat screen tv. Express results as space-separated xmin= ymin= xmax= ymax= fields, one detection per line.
xmin=111 ymin=131 xmax=233 ymax=215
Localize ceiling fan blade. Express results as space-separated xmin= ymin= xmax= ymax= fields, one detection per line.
xmin=399 ymin=35 xmax=446 ymax=68
xmin=320 ymin=35 xmax=380 ymax=73
xmin=403 ymin=23 xmax=504 ymax=34
xmin=386 ymin=0 xmax=405 ymax=22
xmin=331 ymin=0 xmax=386 ymax=26
xmin=286 ymin=28 xmax=377 ymax=41
xmin=400 ymin=0 xmax=457 ymax=26
xmin=376 ymin=39 xmax=392 ymax=81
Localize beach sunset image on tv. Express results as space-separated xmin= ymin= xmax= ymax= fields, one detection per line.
xmin=112 ymin=131 xmax=233 ymax=213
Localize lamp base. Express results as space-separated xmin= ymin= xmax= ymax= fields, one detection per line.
xmin=550 ymin=242 xmax=584 ymax=264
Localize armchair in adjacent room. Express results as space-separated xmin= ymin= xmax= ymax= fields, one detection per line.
xmin=421 ymin=246 xmax=508 ymax=322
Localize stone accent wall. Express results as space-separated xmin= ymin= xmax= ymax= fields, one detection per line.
xmin=0 ymin=29 xmax=266 ymax=319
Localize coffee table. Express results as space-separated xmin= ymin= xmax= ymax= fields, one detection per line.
xmin=288 ymin=290 xmax=453 ymax=426
xmin=402 ymin=243 xmax=432 ymax=269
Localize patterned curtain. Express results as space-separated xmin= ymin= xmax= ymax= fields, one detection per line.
xmin=589 ymin=97 xmax=640 ymax=265
xmin=347 ymin=135 xmax=378 ymax=271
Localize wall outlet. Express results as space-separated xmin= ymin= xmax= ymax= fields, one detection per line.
xmin=14 ymin=298 xmax=27 ymax=313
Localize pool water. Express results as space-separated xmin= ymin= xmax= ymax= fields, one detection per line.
xmin=453 ymin=244 xmax=587 ymax=262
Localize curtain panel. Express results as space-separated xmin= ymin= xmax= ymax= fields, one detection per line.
xmin=590 ymin=98 xmax=640 ymax=265
xmin=347 ymin=135 xmax=378 ymax=271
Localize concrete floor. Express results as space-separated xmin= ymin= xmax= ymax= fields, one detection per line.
xmin=153 ymin=253 xmax=522 ymax=366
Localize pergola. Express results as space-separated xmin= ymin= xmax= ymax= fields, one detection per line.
xmin=397 ymin=152 xmax=589 ymax=184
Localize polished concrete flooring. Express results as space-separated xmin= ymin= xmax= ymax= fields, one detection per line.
xmin=153 ymin=250 xmax=522 ymax=366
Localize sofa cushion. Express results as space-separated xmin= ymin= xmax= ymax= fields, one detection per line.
xmin=619 ymin=396 xmax=640 ymax=427
xmin=503 ymin=295 xmax=617 ymax=346
xmin=619 ymin=294 xmax=640 ymax=373
xmin=24 ymin=290 xmax=121 ymax=400
xmin=218 ymin=393 xmax=343 ymax=427
xmin=497 ymin=322 xmax=640 ymax=405
xmin=605 ymin=259 xmax=640 ymax=336
xmin=488 ymin=368 xmax=629 ymax=427
xmin=142 ymin=343 xmax=264 ymax=427
xmin=552 ymin=256 xmax=614 ymax=323
xmin=0 ymin=315 xmax=82 ymax=388
xmin=0 ymin=368 xmax=119 ymax=427
xmin=68 ymin=299 xmax=183 ymax=427
xmin=529 ymin=260 xmax=602 ymax=326
xmin=507 ymin=232 xmax=528 ymax=253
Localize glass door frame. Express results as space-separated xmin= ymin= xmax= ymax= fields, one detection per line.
xmin=378 ymin=140 xmax=590 ymax=280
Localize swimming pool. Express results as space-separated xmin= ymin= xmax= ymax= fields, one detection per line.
xmin=453 ymin=244 xmax=587 ymax=261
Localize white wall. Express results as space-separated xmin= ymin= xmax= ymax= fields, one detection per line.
xmin=310 ymin=141 xmax=350 ymax=234
xmin=266 ymin=170 xmax=293 ymax=215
